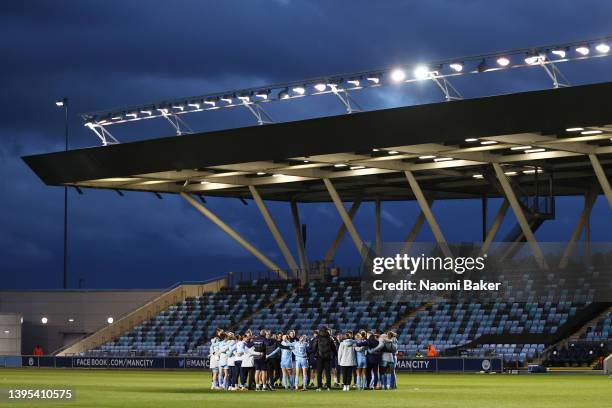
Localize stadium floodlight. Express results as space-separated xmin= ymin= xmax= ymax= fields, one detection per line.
xmin=434 ymin=157 xmax=453 ymax=162
xmin=255 ymin=89 xmax=270 ymax=100
xmin=350 ymin=165 xmax=365 ymax=170
xmin=68 ymin=318 xmax=75 ymax=322
xmin=472 ymin=174 xmax=484 ymax=179
xmin=125 ymin=111 xmax=138 ymax=118
xmin=347 ymin=78 xmax=360 ymax=86
xmin=449 ymin=62 xmax=463 ymax=72
xmin=480 ymin=140 xmax=497 ymax=145
xmin=204 ymin=97 xmax=217 ymax=107
xmin=390 ymin=68 xmax=406 ymax=82
xmin=55 ymin=99 xmax=65 ymax=107
xmin=566 ymin=127 xmax=584 ymax=132
xmin=314 ymin=83 xmax=327 ymax=92
xmin=413 ymin=65 xmax=430 ymax=80
xmin=221 ymin=95 xmax=234 ymax=104
xmin=388 ymin=150 xmax=399 ymax=155
xmin=551 ymin=48 xmax=567 ymax=58
xmin=238 ymin=93 xmax=251 ymax=103
xmin=366 ymin=73 xmax=381 ymax=84
xmin=188 ymin=101 xmax=201 ymax=109
xmin=333 ymin=163 xmax=348 ymax=167
xmin=419 ymin=155 xmax=436 ymax=159
xmin=581 ymin=130 xmax=602 ymax=135
xmin=292 ymin=86 xmax=306 ymax=95
xmin=576 ymin=45 xmax=590 ymax=55
xmin=524 ymin=54 xmax=541 ymax=65
xmin=278 ymin=88 xmax=290 ymax=99
xmin=595 ymin=43 xmax=610 ymax=53
xmin=172 ymin=103 xmax=185 ymax=111
xmin=107 ymin=317 xmax=114 ymax=324
xmin=256 ymin=171 xmax=266 ymax=175
xmin=511 ymin=145 xmax=532 ymax=150
xmin=504 ymin=171 xmax=518 ymax=176
xmin=465 ymin=138 xmax=478 ymax=142
xmin=41 ymin=317 xmax=48 ymax=324
xmin=525 ymin=148 xmax=545 ymax=153
xmin=496 ymin=56 xmax=511 ymax=67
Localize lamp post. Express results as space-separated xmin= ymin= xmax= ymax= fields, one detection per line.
xmin=56 ymin=98 xmax=68 ymax=289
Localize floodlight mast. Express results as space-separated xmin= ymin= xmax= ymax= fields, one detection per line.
xmin=81 ymin=36 xmax=612 ymax=145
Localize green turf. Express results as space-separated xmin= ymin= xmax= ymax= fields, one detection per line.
xmin=0 ymin=368 xmax=610 ymax=408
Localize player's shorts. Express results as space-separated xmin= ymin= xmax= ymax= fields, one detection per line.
xmin=209 ymin=357 xmax=219 ymax=370
xmin=379 ymin=360 xmax=395 ymax=368
xmin=296 ymin=357 xmax=308 ymax=369
xmin=211 ymin=366 xmax=219 ymax=373
xmin=281 ymin=358 xmax=293 ymax=369
xmin=254 ymin=358 xmax=267 ymax=371
xmin=356 ymin=354 xmax=367 ymax=368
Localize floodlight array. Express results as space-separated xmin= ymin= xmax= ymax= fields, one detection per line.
xmin=81 ymin=36 xmax=612 ymax=144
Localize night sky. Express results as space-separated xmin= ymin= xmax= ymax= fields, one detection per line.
xmin=2 ymin=1 xmax=611 ymax=290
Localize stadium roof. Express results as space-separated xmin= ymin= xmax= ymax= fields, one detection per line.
xmin=24 ymin=82 xmax=612 ymax=203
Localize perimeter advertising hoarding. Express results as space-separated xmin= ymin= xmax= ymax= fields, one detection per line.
xmin=20 ymin=356 xmax=502 ymax=372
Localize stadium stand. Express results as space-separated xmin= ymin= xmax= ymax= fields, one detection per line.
xmin=580 ymin=310 xmax=611 ymax=341
xmin=544 ymin=341 xmax=610 ymax=367
xmin=87 ymin=280 xmax=298 ymax=357
xmin=82 ymin=276 xmax=610 ymax=367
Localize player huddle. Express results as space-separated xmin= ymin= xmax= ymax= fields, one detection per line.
xmin=208 ymin=327 xmax=398 ymax=392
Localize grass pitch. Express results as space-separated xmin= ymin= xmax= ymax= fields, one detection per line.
xmin=0 ymin=368 xmax=610 ymax=408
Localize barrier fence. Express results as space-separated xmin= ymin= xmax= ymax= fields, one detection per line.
xmin=1 ymin=356 xmax=502 ymax=373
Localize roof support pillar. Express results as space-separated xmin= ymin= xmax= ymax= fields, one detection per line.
xmin=249 ymin=186 xmax=299 ymax=276
xmin=323 ymin=178 xmax=366 ymax=260
xmin=400 ymin=198 xmax=434 ymax=255
xmin=375 ymin=198 xmax=381 ymax=255
xmin=481 ymin=199 xmax=509 ymax=255
xmin=559 ymin=187 xmax=598 ymax=269
xmin=589 ymin=154 xmax=612 ymax=209
xmin=492 ymin=163 xmax=547 ymax=269
xmin=404 ymin=171 xmax=451 ymax=257
xmin=324 ymin=199 xmax=362 ymax=264
xmin=481 ymin=196 xmax=488 ymax=242
xmin=290 ymin=200 xmax=308 ymax=284
xmin=181 ymin=192 xmax=287 ymax=279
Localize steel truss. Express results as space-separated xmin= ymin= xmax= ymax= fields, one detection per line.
xmin=79 ymin=36 xmax=612 ymax=145
xmin=242 ymin=101 xmax=274 ymax=125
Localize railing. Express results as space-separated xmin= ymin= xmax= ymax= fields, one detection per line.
xmin=226 ymin=264 xmax=363 ymax=287
xmin=57 ymin=278 xmax=227 ymax=356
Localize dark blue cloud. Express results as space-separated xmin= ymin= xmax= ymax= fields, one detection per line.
xmin=1 ymin=0 xmax=611 ymax=289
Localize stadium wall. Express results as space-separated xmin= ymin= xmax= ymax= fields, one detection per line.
xmin=0 ymin=313 xmax=21 ymax=355
xmin=0 ymin=290 xmax=164 ymax=355
xmin=58 ymin=279 xmax=227 ymax=356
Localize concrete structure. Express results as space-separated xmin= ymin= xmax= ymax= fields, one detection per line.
xmin=0 ymin=290 xmax=162 ymax=355
xmin=0 ymin=313 xmax=22 ymax=355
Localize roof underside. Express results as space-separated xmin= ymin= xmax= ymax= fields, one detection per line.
xmin=23 ymin=82 xmax=612 ymax=202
